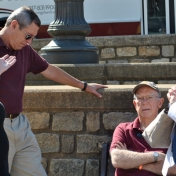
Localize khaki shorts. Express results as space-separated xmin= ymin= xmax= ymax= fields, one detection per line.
xmin=4 ymin=114 xmax=47 ymax=176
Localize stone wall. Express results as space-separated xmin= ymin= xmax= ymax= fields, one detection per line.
xmin=23 ymin=85 xmax=172 ymax=176
xmin=26 ymin=35 xmax=176 ymax=175
xmin=31 ymin=34 xmax=176 ymax=64
xmin=29 ymin=34 xmax=176 ymax=86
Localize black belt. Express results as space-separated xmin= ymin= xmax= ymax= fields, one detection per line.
xmin=5 ymin=113 xmax=19 ymax=119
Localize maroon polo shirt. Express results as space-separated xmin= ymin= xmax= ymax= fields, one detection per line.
xmin=110 ymin=117 xmax=167 ymax=176
xmin=0 ymin=38 xmax=49 ymax=114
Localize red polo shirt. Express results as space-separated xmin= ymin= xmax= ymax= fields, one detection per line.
xmin=0 ymin=38 xmax=49 ymax=114
xmin=110 ymin=117 xmax=167 ymax=176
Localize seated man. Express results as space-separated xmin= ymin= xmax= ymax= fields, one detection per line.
xmin=110 ymin=81 xmax=168 ymax=176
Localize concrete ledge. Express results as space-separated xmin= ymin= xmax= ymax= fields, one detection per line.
xmin=86 ymin=34 xmax=176 ymax=47
xmin=25 ymin=63 xmax=176 ymax=85
xmin=23 ymin=84 xmax=173 ymax=112
xmin=106 ymin=63 xmax=176 ymax=81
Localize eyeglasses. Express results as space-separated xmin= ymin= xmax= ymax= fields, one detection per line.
xmin=134 ymin=95 xmax=160 ymax=102
xmin=21 ymin=28 xmax=36 ymax=40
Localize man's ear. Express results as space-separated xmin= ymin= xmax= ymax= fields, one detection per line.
xmin=10 ymin=20 xmax=18 ymax=29
xmin=133 ymin=100 xmax=137 ymax=108
xmin=158 ymin=98 xmax=164 ymax=108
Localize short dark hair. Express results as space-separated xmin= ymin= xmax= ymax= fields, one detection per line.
xmin=5 ymin=6 xmax=41 ymax=29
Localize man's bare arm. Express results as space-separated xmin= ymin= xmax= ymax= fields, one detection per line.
xmin=41 ymin=64 xmax=108 ymax=98
xmin=110 ymin=148 xmax=165 ymax=170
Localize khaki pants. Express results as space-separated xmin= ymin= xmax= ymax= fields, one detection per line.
xmin=4 ymin=114 xmax=47 ymax=176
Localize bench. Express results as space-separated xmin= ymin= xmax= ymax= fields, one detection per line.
xmin=100 ymin=142 xmax=115 ymax=176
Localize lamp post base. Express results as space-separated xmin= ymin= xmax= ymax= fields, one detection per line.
xmin=40 ymin=51 xmax=99 ymax=64
xmin=40 ymin=39 xmax=99 ymax=64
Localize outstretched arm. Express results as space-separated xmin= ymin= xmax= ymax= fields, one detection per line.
xmin=0 ymin=55 xmax=16 ymax=74
xmin=41 ymin=64 xmax=108 ymax=98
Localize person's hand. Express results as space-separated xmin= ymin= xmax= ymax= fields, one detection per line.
xmin=115 ymin=141 xmax=127 ymax=150
xmin=0 ymin=55 xmax=16 ymax=75
xmin=85 ymin=83 xmax=108 ymax=98
xmin=167 ymin=164 xmax=176 ymax=175
xmin=167 ymin=86 xmax=176 ymax=104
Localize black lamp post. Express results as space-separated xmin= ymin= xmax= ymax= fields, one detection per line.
xmin=40 ymin=0 xmax=99 ymax=64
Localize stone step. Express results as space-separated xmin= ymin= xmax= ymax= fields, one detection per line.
xmin=23 ymin=84 xmax=174 ymax=112
xmin=26 ymin=63 xmax=176 ymax=85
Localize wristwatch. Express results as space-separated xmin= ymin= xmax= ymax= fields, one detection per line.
xmin=153 ymin=152 xmax=159 ymax=162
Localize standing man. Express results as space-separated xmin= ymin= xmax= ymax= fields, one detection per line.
xmin=0 ymin=6 xmax=107 ymax=176
xmin=110 ymin=81 xmax=168 ymax=176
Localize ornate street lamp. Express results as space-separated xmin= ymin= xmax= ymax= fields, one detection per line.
xmin=40 ymin=0 xmax=99 ymax=64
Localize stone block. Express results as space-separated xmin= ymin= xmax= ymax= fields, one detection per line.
xmin=99 ymin=61 xmax=106 ymax=64
xmin=107 ymin=60 xmax=128 ymax=63
xmin=124 ymin=81 xmax=141 ymax=85
xmin=24 ymin=112 xmax=50 ymax=129
xmin=171 ymin=58 xmax=176 ymax=62
xmin=138 ymin=46 xmax=160 ymax=56
xmin=130 ymin=59 xmax=150 ymax=63
xmin=101 ymin=48 xmax=115 ymax=59
xmin=106 ymin=81 xmax=120 ymax=85
xmin=52 ymin=112 xmax=84 ymax=131
xmin=50 ymin=159 xmax=84 ymax=176
xmin=151 ymin=58 xmax=170 ymax=63
xmin=86 ymin=159 xmax=99 ymax=176
xmin=161 ymin=58 xmax=170 ymax=62
xmin=77 ymin=135 xmax=111 ymax=153
xmin=162 ymin=45 xmax=174 ymax=57
xmin=116 ymin=47 xmax=137 ymax=57
xmin=86 ymin=112 xmax=100 ymax=132
xmin=62 ymin=135 xmax=74 ymax=153
xmin=36 ymin=133 xmax=60 ymax=153
xmin=103 ymin=112 xmax=136 ymax=130
xmin=158 ymin=80 xmax=176 ymax=84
